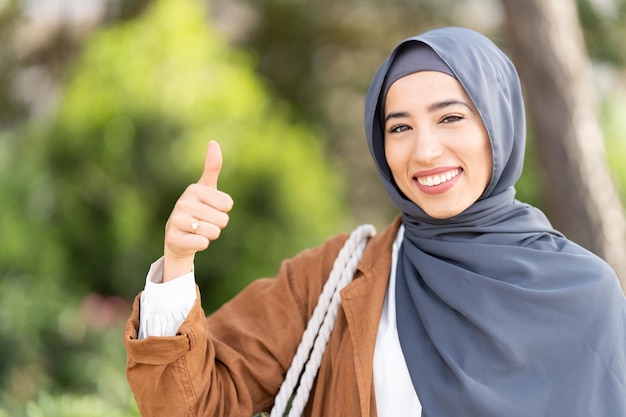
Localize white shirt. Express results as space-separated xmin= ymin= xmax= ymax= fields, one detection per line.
xmin=139 ymin=226 xmax=421 ymax=414
xmin=373 ymin=226 xmax=421 ymax=414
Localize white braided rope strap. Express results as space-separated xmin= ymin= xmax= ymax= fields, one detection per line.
xmin=269 ymin=224 xmax=376 ymax=417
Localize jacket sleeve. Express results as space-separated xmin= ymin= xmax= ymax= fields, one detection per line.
xmin=124 ymin=233 xmax=348 ymax=417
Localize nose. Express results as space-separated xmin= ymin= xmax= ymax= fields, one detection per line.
xmin=412 ymin=127 xmax=443 ymax=164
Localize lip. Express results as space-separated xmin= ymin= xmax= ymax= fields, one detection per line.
xmin=413 ymin=167 xmax=462 ymax=195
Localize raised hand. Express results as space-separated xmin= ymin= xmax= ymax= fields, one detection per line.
xmin=162 ymin=141 xmax=234 ymax=282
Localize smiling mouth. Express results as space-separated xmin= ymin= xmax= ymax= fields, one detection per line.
xmin=416 ymin=169 xmax=461 ymax=187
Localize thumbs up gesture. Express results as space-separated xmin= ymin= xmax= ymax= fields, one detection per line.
xmin=163 ymin=141 xmax=234 ymax=282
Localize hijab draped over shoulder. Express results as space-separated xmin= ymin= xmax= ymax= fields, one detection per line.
xmin=364 ymin=26 xmax=626 ymax=416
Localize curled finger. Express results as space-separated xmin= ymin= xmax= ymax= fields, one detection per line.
xmin=189 ymin=219 xmax=223 ymax=241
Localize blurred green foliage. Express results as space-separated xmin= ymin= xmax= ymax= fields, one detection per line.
xmin=577 ymin=0 xmax=626 ymax=65
xmin=603 ymin=90 xmax=626 ymax=203
xmin=36 ymin=0 xmax=347 ymax=304
xmin=0 ymin=0 xmax=347 ymax=413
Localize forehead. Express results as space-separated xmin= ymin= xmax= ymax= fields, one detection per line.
xmin=385 ymin=71 xmax=472 ymax=111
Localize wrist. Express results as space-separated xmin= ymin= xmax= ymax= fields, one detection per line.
xmin=163 ymin=253 xmax=195 ymax=283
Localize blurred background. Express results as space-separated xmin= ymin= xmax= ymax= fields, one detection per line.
xmin=0 ymin=0 xmax=625 ymax=415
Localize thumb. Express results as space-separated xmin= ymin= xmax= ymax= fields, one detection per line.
xmin=198 ymin=140 xmax=223 ymax=188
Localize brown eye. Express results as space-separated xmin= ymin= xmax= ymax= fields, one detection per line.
xmin=441 ymin=115 xmax=463 ymax=124
xmin=388 ymin=124 xmax=411 ymax=133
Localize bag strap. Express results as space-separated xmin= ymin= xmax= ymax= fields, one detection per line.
xmin=269 ymin=224 xmax=376 ymax=417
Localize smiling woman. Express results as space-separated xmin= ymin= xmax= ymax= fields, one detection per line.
xmin=364 ymin=28 xmax=626 ymax=416
xmin=124 ymin=26 xmax=626 ymax=417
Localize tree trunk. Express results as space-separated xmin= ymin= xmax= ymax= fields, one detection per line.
xmin=500 ymin=0 xmax=626 ymax=290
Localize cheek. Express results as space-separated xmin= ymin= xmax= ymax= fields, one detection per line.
xmin=384 ymin=142 xmax=405 ymax=180
xmin=476 ymin=138 xmax=494 ymax=189
xmin=485 ymin=153 xmax=494 ymax=184
xmin=385 ymin=136 xmax=408 ymax=172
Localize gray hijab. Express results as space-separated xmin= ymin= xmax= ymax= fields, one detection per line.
xmin=365 ymin=27 xmax=626 ymax=416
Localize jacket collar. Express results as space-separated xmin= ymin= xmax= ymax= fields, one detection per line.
xmin=340 ymin=217 xmax=402 ymax=416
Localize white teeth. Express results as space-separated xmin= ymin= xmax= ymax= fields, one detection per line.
xmin=417 ymin=169 xmax=460 ymax=187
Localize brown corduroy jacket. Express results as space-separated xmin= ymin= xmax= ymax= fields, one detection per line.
xmin=124 ymin=217 xmax=401 ymax=417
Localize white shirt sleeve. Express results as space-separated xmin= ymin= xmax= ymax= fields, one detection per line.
xmin=137 ymin=257 xmax=198 ymax=340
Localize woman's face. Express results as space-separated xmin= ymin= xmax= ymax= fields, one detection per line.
xmin=383 ymin=71 xmax=492 ymax=219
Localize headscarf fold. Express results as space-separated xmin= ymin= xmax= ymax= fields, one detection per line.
xmin=364 ymin=26 xmax=626 ymax=416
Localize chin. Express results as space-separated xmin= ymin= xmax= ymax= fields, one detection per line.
xmin=425 ymin=211 xmax=459 ymax=220
xmin=418 ymin=196 xmax=474 ymax=220
xmin=421 ymin=203 xmax=469 ymax=219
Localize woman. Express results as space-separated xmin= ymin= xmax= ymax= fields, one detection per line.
xmin=125 ymin=27 xmax=626 ymax=416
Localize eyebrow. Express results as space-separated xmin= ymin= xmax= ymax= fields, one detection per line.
xmin=384 ymin=99 xmax=474 ymax=124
